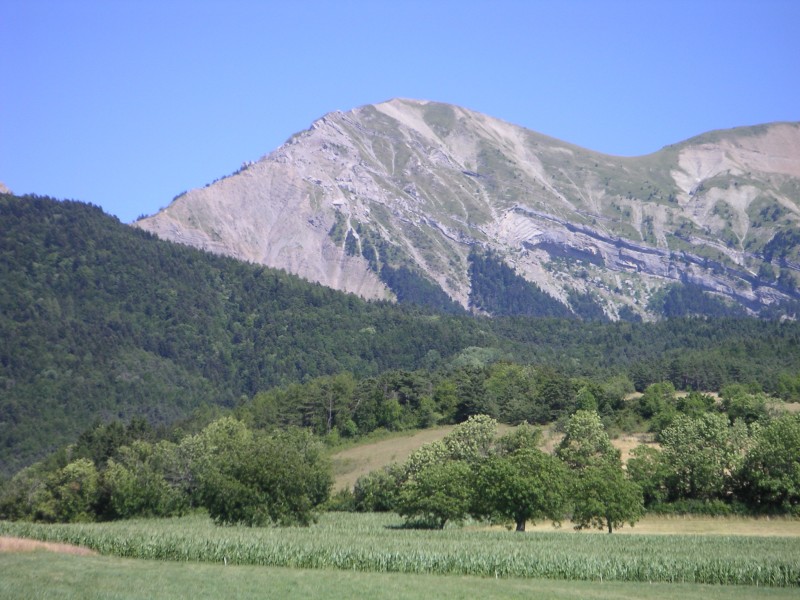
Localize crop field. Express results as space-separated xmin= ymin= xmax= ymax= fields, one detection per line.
xmin=1 ymin=512 xmax=798 ymax=588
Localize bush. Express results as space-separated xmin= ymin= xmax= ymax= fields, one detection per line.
xmin=190 ymin=419 xmax=332 ymax=526
xmin=324 ymin=488 xmax=356 ymax=512
xmin=354 ymin=467 xmax=400 ymax=512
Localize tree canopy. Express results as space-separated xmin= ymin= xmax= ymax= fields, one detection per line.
xmin=571 ymin=462 xmax=644 ymax=533
xmin=473 ymin=448 xmax=569 ymax=531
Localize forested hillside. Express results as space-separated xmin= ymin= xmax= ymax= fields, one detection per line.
xmin=2 ymin=194 xmax=800 ymax=477
xmin=0 ymin=194 xmax=492 ymax=474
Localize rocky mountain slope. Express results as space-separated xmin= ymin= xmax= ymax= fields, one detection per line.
xmin=135 ymin=99 xmax=800 ymax=319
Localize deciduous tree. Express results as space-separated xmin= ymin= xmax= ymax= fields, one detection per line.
xmin=659 ymin=413 xmax=740 ymax=501
xmin=556 ymin=410 xmax=620 ymax=471
xmin=572 ymin=462 xmax=644 ymax=533
xmin=736 ymin=414 xmax=800 ymax=513
xmin=473 ymin=448 xmax=568 ymax=531
xmin=396 ymin=460 xmax=472 ymax=528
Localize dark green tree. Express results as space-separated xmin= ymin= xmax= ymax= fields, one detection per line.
xmin=720 ymin=384 xmax=769 ymax=425
xmin=396 ymin=460 xmax=473 ymax=529
xmin=637 ymin=381 xmax=676 ymax=419
xmin=189 ymin=418 xmax=332 ymax=526
xmin=485 ymin=362 xmax=536 ymax=424
xmin=353 ymin=465 xmax=402 ymax=512
xmin=101 ymin=440 xmax=187 ymax=519
xmin=32 ymin=459 xmax=101 ymax=523
xmin=492 ymin=422 xmax=542 ymax=456
xmin=626 ymin=445 xmax=669 ymax=506
xmin=556 ymin=410 xmax=620 ymax=471
xmin=736 ymin=415 xmax=800 ymax=514
xmin=473 ymin=448 xmax=569 ymax=531
xmin=571 ymin=462 xmax=644 ymax=533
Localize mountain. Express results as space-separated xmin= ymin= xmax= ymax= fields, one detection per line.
xmin=136 ymin=99 xmax=800 ymax=319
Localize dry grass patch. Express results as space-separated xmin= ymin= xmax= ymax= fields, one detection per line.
xmin=332 ymin=424 xmax=515 ymax=490
xmin=540 ymin=427 xmax=656 ymax=463
xmin=613 ymin=432 xmax=658 ymax=462
xmin=0 ymin=536 xmax=96 ymax=555
xmin=522 ymin=515 xmax=800 ymax=537
xmin=332 ymin=426 xmax=457 ymax=490
xmin=333 ymin=424 xmax=657 ymax=489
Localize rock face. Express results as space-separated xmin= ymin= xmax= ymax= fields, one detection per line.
xmin=135 ymin=99 xmax=800 ymax=319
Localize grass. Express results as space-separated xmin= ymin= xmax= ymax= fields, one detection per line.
xmin=2 ymin=551 xmax=798 ymax=600
xmin=2 ymin=512 xmax=798 ymax=587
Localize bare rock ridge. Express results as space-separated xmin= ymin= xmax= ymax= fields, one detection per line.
xmin=135 ymin=99 xmax=800 ymax=319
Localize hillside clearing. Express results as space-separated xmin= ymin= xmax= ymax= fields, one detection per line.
xmin=331 ymin=425 xmax=654 ymax=490
xmin=331 ymin=426 xmax=457 ymax=490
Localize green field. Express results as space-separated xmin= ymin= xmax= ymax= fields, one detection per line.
xmin=3 ymin=551 xmax=798 ymax=600
xmin=2 ymin=513 xmax=798 ymax=588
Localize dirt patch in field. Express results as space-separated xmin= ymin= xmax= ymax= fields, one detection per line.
xmin=0 ymin=536 xmax=96 ymax=556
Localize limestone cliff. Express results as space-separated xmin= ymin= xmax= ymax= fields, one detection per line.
xmin=135 ymin=99 xmax=800 ymax=319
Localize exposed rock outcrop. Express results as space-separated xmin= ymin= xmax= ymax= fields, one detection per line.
xmin=136 ymin=99 xmax=800 ymax=319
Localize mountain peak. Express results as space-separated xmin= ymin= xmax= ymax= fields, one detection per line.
xmin=135 ymin=102 xmax=800 ymax=320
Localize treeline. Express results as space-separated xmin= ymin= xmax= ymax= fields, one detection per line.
xmin=649 ymin=282 xmax=747 ymax=318
xmin=348 ymin=408 xmax=800 ymax=529
xmin=468 ymin=248 xmax=573 ymax=317
xmin=0 ymin=417 xmax=331 ymax=526
xmin=490 ymin=316 xmax=800 ymax=395
xmin=4 ymin=390 xmax=797 ymax=527
xmin=234 ymin=363 xmax=622 ymax=439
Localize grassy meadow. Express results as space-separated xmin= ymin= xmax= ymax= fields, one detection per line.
xmin=3 ymin=550 xmax=799 ymax=600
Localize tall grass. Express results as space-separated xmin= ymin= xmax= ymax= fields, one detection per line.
xmin=2 ymin=513 xmax=798 ymax=587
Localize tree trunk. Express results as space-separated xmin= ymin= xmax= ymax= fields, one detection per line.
xmin=515 ymin=519 xmax=526 ymax=532
xmin=607 ymin=519 xmax=613 ymax=534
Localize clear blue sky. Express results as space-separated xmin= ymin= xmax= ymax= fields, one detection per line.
xmin=2 ymin=0 xmax=798 ymax=223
